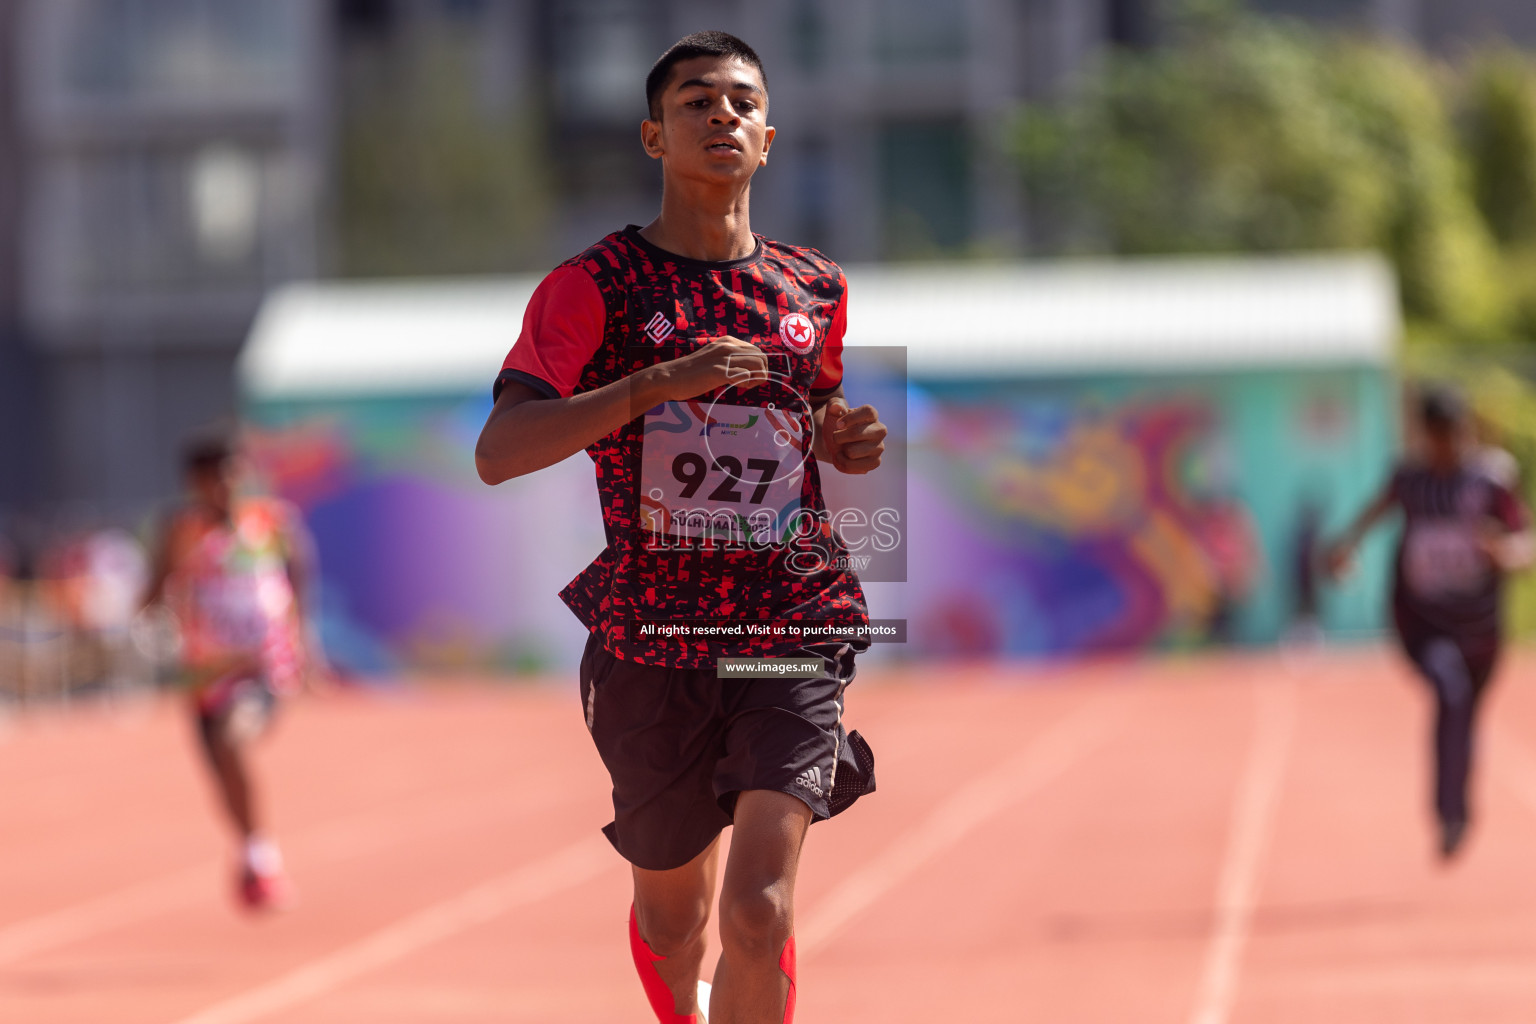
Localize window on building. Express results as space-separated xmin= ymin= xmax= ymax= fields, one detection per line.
xmin=548 ymin=0 xmax=649 ymax=124
xmin=335 ymin=0 xmax=395 ymax=37
xmin=790 ymin=0 xmax=825 ymax=73
xmin=873 ymin=0 xmax=966 ymax=65
xmin=441 ymin=0 xmax=487 ymax=19
xmin=796 ymin=139 xmax=833 ymax=251
xmin=1107 ymin=0 xmax=1155 ymax=49
xmin=1248 ymin=0 xmax=1372 ymax=23
xmin=40 ymin=0 xmax=305 ymax=105
xmin=41 ymin=143 xmax=285 ymax=298
xmin=879 ymin=120 xmax=971 ymax=258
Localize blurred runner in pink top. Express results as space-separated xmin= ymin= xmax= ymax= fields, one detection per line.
xmin=143 ymin=427 xmax=322 ymax=911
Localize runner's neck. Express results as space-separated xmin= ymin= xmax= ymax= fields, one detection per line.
xmin=641 ymin=183 xmax=755 ymax=262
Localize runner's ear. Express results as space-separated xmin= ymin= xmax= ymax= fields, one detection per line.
xmin=640 ymin=118 xmax=664 ymax=160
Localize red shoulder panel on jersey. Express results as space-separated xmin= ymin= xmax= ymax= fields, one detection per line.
xmin=1493 ymin=481 xmax=1530 ymax=531
xmin=810 ymin=281 xmax=847 ymax=397
xmin=496 ymin=265 xmax=606 ymax=400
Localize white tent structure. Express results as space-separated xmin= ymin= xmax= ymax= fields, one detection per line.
xmin=241 ymin=253 xmax=1397 ymax=400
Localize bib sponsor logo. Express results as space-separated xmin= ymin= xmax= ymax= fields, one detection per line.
xmin=644 ymin=311 xmax=675 ymax=344
xmin=780 ymin=312 xmax=815 ymax=353
xmin=702 ymin=412 xmax=760 ymax=437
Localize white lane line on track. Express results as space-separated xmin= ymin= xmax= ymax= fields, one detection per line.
xmin=0 ymin=865 xmax=217 ymax=964
xmin=797 ymin=694 xmax=1127 ymax=956
xmin=165 ymin=834 xmax=615 ymax=1024
xmin=0 ymin=782 xmax=573 ymax=965
xmin=1187 ymin=676 xmax=1296 ymax=1024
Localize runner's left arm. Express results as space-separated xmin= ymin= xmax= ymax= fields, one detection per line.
xmin=138 ymin=508 xmax=180 ymax=611
xmin=1479 ymin=482 xmax=1535 ymax=572
xmin=812 ymin=387 xmax=886 ymax=475
xmin=1322 ymin=480 xmax=1399 ymax=581
xmin=279 ymin=504 xmax=331 ymax=681
xmin=808 ymin=281 xmax=886 ymax=475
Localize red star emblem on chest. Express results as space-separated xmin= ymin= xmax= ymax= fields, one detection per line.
xmin=780 ymin=312 xmax=816 ymax=353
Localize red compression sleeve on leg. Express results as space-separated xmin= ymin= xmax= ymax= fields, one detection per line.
xmin=780 ymin=935 xmax=797 ymax=1024
xmin=629 ymin=905 xmax=697 ymax=1024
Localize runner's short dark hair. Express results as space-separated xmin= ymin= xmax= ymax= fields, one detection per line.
xmin=1419 ymin=385 xmax=1466 ymax=434
xmin=183 ymin=426 xmax=236 ymax=475
xmin=645 ymin=31 xmax=766 ymax=121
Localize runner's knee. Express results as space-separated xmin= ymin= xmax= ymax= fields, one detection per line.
xmin=203 ymin=728 xmax=235 ymax=766
xmin=718 ymin=881 xmax=791 ymax=959
xmin=1424 ymin=639 xmax=1473 ymax=707
xmin=634 ymin=897 xmax=711 ymax=957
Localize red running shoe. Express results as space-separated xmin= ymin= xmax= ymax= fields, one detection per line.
xmin=237 ymin=866 xmax=294 ymax=912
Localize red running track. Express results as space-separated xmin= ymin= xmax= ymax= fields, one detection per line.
xmin=5 ymin=647 xmax=1536 ymax=1022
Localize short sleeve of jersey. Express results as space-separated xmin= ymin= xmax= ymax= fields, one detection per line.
xmin=1491 ymin=480 xmax=1529 ymax=531
xmin=494 ymin=266 xmax=605 ymax=401
xmin=274 ymin=497 xmax=317 ymax=565
xmin=810 ymin=279 xmax=848 ymax=398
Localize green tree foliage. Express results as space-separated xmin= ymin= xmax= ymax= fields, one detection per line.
xmin=1016 ymin=7 xmax=1507 ymax=337
xmin=1019 ymin=20 xmax=1381 ymax=254
xmin=1463 ymin=51 xmax=1536 ymax=340
xmin=1465 ymin=50 xmax=1536 ymax=249
xmin=333 ymin=28 xmax=551 ymax=277
xmin=1017 ymin=4 xmax=1536 ymax=634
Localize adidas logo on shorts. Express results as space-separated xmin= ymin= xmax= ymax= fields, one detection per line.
xmin=794 ymin=766 xmax=825 ymax=799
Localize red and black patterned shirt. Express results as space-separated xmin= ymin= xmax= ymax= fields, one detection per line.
xmin=495 ymin=226 xmax=869 ymax=667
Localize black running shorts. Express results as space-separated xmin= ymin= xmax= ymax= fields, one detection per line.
xmin=194 ymin=675 xmax=278 ymax=764
xmin=1393 ymin=599 xmax=1501 ymax=691
xmin=578 ymin=632 xmax=876 ymax=871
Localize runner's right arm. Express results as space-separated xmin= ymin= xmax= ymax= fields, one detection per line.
xmin=1323 ymin=483 xmax=1399 ymax=581
xmin=139 ymin=509 xmax=180 ymax=611
xmin=276 ymin=503 xmax=333 ymax=686
xmin=1477 ymin=479 xmax=1535 ymax=573
xmin=476 ymin=342 xmax=771 ymax=484
xmin=475 ymin=267 xmax=770 ymax=484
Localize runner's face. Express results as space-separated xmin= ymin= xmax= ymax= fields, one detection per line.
xmin=643 ymin=56 xmax=772 ymax=185
xmin=1424 ymin=422 xmax=1462 ymax=472
xmin=190 ymin=463 xmax=235 ymax=515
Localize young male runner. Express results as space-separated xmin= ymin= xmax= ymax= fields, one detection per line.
xmin=142 ymin=431 xmax=318 ymax=909
xmin=476 ymin=31 xmax=885 ymax=1024
xmin=1325 ymin=387 xmax=1533 ymax=859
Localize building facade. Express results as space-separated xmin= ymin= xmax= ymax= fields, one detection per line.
xmin=1257 ymin=0 xmax=1536 ymax=48
xmin=3 ymin=0 xmax=327 ymax=522
xmin=4 ymin=0 xmax=1536 ymax=525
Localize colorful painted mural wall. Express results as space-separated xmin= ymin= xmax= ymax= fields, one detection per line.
xmin=246 ymin=392 xmax=604 ymax=676
xmin=245 ymin=364 xmax=1396 ymax=673
xmin=902 ymin=370 xmax=1395 ymax=658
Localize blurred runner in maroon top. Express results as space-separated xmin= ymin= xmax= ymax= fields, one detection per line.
xmin=1326 ymin=386 xmax=1533 ymax=860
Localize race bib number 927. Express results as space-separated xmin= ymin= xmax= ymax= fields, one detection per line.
xmin=640 ymin=401 xmax=808 ymax=546
xmin=1403 ymin=521 xmax=1489 ymax=599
